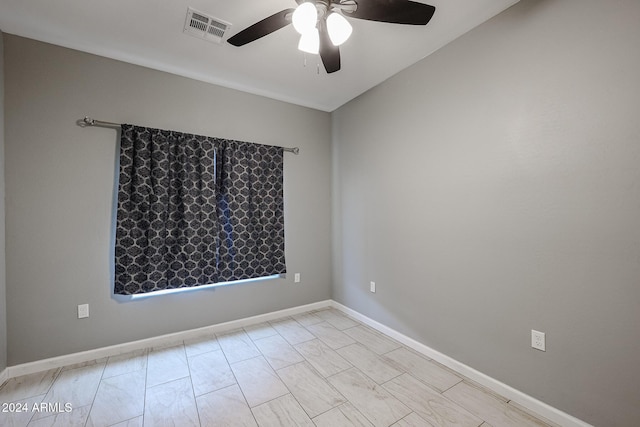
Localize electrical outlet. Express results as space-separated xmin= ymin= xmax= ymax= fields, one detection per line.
xmin=531 ymin=330 xmax=545 ymax=351
xmin=294 ymin=273 xmax=301 ymax=283
xmin=78 ymin=304 xmax=89 ymax=319
xmin=370 ymin=281 xmax=376 ymax=293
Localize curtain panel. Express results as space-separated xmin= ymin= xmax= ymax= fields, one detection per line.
xmin=114 ymin=124 xmax=286 ymax=295
xmin=216 ymin=140 xmax=286 ymax=282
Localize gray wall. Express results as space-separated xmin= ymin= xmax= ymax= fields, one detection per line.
xmin=4 ymin=34 xmax=332 ymax=365
xmin=332 ymin=1 xmax=640 ymax=426
xmin=0 ymin=30 xmax=7 ymax=373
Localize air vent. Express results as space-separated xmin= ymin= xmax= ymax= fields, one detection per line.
xmin=183 ymin=7 xmax=231 ymax=44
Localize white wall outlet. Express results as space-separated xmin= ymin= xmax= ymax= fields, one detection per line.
xmin=531 ymin=329 xmax=546 ymax=351
xmin=78 ymin=304 xmax=89 ymax=319
xmin=294 ymin=273 xmax=301 ymax=283
xmin=370 ymin=281 xmax=376 ymax=293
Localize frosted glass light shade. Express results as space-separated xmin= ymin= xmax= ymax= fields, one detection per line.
xmin=298 ymin=28 xmax=320 ymax=54
xmin=292 ymin=3 xmax=318 ymax=34
xmin=326 ymin=12 xmax=352 ymax=46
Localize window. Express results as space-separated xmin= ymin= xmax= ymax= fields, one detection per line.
xmin=114 ymin=124 xmax=286 ymax=296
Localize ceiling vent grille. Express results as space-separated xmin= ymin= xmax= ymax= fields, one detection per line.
xmin=183 ymin=7 xmax=231 ymax=44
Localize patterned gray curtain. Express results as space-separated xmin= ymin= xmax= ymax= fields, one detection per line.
xmin=216 ymin=140 xmax=286 ymax=282
xmin=114 ymin=124 xmax=286 ymax=295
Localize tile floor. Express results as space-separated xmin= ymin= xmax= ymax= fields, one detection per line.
xmin=0 ymin=308 xmax=555 ymax=427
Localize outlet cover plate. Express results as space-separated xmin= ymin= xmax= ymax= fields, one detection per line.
xmin=531 ymin=329 xmax=545 ymax=351
xmin=78 ymin=304 xmax=89 ymax=319
xmin=370 ymin=281 xmax=376 ymax=293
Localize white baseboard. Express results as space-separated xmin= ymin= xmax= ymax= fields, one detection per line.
xmin=330 ymin=301 xmax=592 ymax=427
xmin=5 ymin=300 xmax=332 ymax=379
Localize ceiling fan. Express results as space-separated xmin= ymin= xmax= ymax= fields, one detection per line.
xmin=227 ymin=0 xmax=436 ymax=74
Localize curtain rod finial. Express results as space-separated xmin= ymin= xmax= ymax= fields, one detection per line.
xmin=77 ymin=117 xmax=94 ymax=127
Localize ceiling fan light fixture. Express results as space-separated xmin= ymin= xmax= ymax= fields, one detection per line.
xmin=298 ymin=28 xmax=320 ymax=54
xmin=326 ymin=12 xmax=352 ymax=46
xmin=292 ymin=2 xmax=318 ymax=34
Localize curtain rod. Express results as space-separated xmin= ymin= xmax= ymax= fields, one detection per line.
xmin=76 ymin=116 xmax=300 ymax=155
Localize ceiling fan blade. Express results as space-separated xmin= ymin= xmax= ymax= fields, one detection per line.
xmin=318 ymin=19 xmax=341 ymax=73
xmin=344 ymin=0 xmax=435 ymax=25
xmin=227 ymin=9 xmax=295 ymax=46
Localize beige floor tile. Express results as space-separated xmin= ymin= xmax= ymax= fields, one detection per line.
xmin=384 ymin=348 xmax=462 ymax=392
xmin=314 ymin=309 xmax=359 ymax=330
xmin=144 ymin=377 xmax=199 ymax=427
xmin=231 ymin=356 xmax=289 ymax=407
xmin=27 ymin=404 xmax=90 ymax=427
xmin=277 ymin=362 xmax=346 ymax=418
xmin=305 ymin=322 xmax=356 ymax=350
xmin=343 ymin=326 xmax=401 ymax=354
xmin=328 ymin=368 xmax=411 ymax=427
xmin=86 ymin=369 xmax=145 ymax=427
xmin=251 ymin=393 xmax=314 ymax=427
xmin=312 ymin=402 xmax=374 ymax=427
xmin=183 ymin=335 xmax=220 ymax=358
xmin=35 ymin=364 xmax=104 ymax=419
xmin=444 ymin=382 xmax=550 ymax=427
xmin=1 ymin=394 xmax=45 ymax=427
xmin=291 ymin=312 xmax=324 ymax=327
xmin=0 ymin=369 xmax=60 ymax=402
xmin=146 ymin=344 xmax=189 ymax=388
xmin=294 ymin=339 xmax=352 ymax=377
xmin=109 ymin=416 xmax=143 ymax=427
xmin=253 ymin=334 xmax=304 ymax=370
xmin=187 ymin=349 xmax=235 ymax=396
xmin=462 ymin=377 xmax=509 ymax=403
xmin=61 ymin=358 xmax=108 ymax=372
xmin=196 ymin=384 xmax=257 ymax=427
xmin=102 ymin=349 xmax=147 ymax=379
xmin=149 ymin=341 xmax=183 ymax=351
xmin=217 ymin=330 xmax=261 ymax=364
xmin=391 ymin=412 xmax=434 ymax=427
xmin=337 ymin=343 xmax=403 ymax=384
xmin=508 ymin=400 xmax=562 ymax=427
xmin=270 ymin=319 xmax=315 ymax=345
xmin=244 ymin=322 xmax=279 ymax=341
xmin=383 ymin=373 xmax=482 ymax=427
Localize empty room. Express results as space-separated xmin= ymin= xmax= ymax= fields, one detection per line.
xmin=0 ymin=0 xmax=638 ymax=426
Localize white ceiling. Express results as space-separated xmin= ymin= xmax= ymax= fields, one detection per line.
xmin=0 ymin=0 xmax=519 ymax=112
